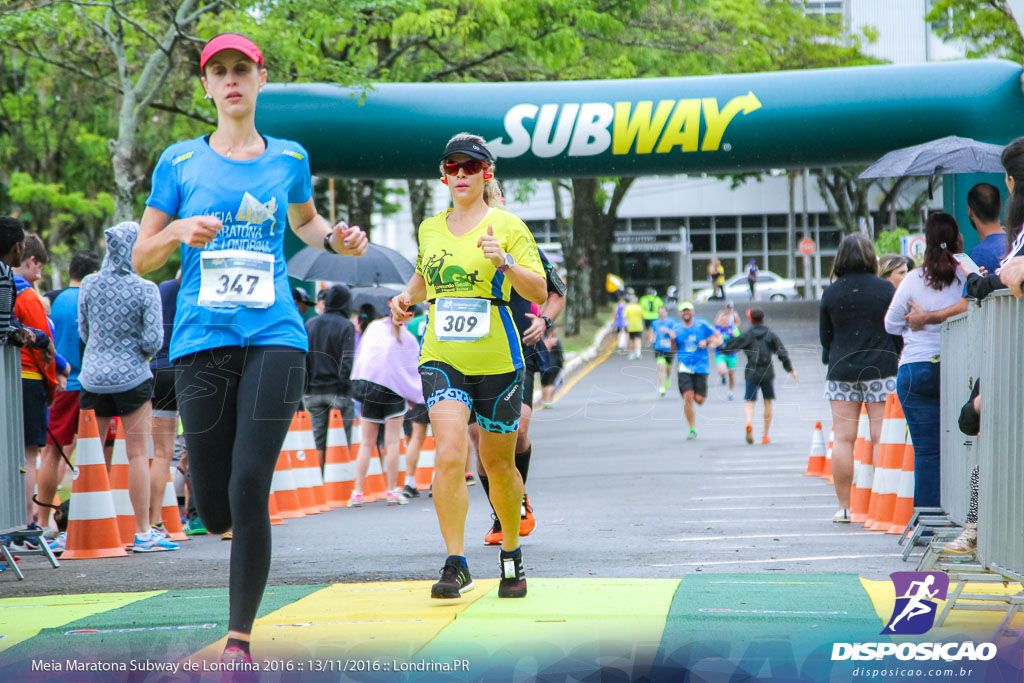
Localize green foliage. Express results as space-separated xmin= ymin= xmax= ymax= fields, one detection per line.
xmin=874 ymin=227 xmax=911 ymax=256
xmin=926 ymin=0 xmax=1024 ymax=61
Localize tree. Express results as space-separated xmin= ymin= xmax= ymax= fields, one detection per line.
xmin=556 ymin=0 xmax=878 ymax=322
xmin=813 ymin=168 xmax=939 ymax=237
xmin=0 ymin=1 xmax=235 ymax=223
xmin=926 ymin=0 xmax=1024 ymax=61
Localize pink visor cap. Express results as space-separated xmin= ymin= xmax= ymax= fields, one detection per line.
xmin=200 ymin=34 xmax=264 ymax=72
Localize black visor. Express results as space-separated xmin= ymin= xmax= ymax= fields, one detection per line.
xmin=440 ymin=138 xmax=493 ymax=163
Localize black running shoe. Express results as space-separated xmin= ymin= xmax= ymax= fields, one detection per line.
xmin=431 ymin=557 xmax=474 ymax=599
xmin=402 ymin=484 xmax=420 ymax=499
xmin=497 ymin=549 xmax=527 ymax=598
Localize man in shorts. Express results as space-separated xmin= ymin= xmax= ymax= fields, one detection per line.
xmin=714 ymin=301 xmax=741 ymax=401
xmin=39 ymin=250 xmax=99 ymax=541
xmin=673 ymin=301 xmax=721 ymax=440
xmin=305 ymin=284 xmax=356 ymax=464
xmin=624 ymin=296 xmax=645 ymax=360
xmin=651 ymin=306 xmax=675 ymax=396
xmin=720 ymin=308 xmax=797 ymax=444
xmin=638 ymin=288 xmax=663 ymax=345
xmin=14 ymin=235 xmax=65 ymax=544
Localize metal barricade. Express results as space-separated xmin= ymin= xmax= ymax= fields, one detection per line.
xmin=1 ymin=344 xmax=25 ymax=534
xmin=939 ymin=307 xmax=982 ymax=525
xmin=976 ymin=291 xmax=1024 ymax=583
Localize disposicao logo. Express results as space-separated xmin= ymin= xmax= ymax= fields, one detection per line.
xmin=831 ymin=572 xmax=998 ymax=663
xmin=883 ymin=571 xmax=948 ymax=635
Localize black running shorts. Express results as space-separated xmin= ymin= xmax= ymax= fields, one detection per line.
xmin=419 ymin=361 xmax=523 ymax=434
xmin=677 ymin=372 xmax=708 ymax=398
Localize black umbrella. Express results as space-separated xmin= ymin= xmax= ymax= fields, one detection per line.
xmin=349 ymin=285 xmax=403 ymax=318
xmin=859 ymin=136 xmax=1005 ymax=179
xmin=287 ymin=243 xmax=415 ymax=287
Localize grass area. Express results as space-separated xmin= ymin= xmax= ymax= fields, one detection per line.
xmin=563 ymin=304 xmax=615 ymax=353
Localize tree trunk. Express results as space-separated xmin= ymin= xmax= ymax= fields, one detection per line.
xmin=344 ymin=179 xmax=377 ymax=239
xmin=571 ymin=178 xmax=599 ymax=322
xmin=407 ymin=178 xmax=432 ymax=244
xmin=552 ymin=180 xmax=578 ymax=336
xmin=111 ymin=90 xmax=140 ymax=224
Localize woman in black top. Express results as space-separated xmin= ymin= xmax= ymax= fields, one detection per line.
xmin=819 ymin=234 xmax=900 ymax=523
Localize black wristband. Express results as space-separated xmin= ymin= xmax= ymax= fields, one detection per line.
xmin=542 ymin=315 xmax=553 ymax=328
xmin=323 ymin=233 xmax=338 ymax=254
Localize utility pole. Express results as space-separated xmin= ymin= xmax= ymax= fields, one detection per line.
xmin=802 ymin=169 xmax=812 ymax=300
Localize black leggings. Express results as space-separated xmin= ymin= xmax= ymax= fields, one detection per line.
xmin=174 ymin=345 xmax=306 ymax=633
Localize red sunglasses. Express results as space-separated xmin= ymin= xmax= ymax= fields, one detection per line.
xmin=442 ymin=159 xmax=487 ymax=176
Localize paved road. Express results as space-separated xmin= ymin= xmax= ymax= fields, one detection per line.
xmin=2 ymin=301 xmax=911 ymax=596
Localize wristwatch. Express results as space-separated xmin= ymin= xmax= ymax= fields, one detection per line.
xmin=323 ymin=232 xmax=338 ymax=254
xmin=497 ymin=252 xmax=515 ymax=273
xmin=541 ymin=315 xmax=553 ymax=329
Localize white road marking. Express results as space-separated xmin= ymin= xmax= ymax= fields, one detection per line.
xmin=649 ymin=553 xmax=902 ymax=567
xmin=660 ymin=532 xmax=881 ymax=542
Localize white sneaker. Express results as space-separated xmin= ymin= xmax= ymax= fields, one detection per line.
xmin=832 ymin=508 xmax=851 ymax=523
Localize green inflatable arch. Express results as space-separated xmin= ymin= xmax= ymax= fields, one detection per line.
xmin=257 ymin=59 xmax=1024 ymax=179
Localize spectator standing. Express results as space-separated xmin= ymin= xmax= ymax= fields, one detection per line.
xmin=0 ymin=218 xmax=53 ymax=355
xmin=80 ymin=222 xmax=175 ymax=552
xmin=878 ymin=254 xmax=911 ymax=288
xmin=292 ymin=286 xmax=313 ymax=316
xmin=348 ymin=317 xmax=424 ymax=507
xmin=965 ymin=182 xmax=1006 ymax=273
xmin=820 ymin=234 xmax=901 ymax=522
xmin=745 ymin=259 xmax=759 ymax=300
xmin=149 ymin=272 xmax=181 ymax=539
xmin=304 ymin=284 xmax=356 ymax=464
xmin=38 ymin=250 xmax=100 ymax=542
xmin=885 ymin=213 xmax=966 ymax=508
xmin=13 ymin=234 xmax=63 ymax=539
xmin=402 ymin=303 xmax=431 ymax=498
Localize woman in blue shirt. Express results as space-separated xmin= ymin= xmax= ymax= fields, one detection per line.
xmin=132 ymin=33 xmax=367 ymax=665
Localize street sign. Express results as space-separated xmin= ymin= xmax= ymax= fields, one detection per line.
xmin=901 ymin=234 xmax=927 ymax=266
xmin=798 ymin=237 xmax=816 ymax=256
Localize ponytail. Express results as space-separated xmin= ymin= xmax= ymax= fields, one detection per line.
xmin=1000 ymin=137 xmax=1024 ymax=258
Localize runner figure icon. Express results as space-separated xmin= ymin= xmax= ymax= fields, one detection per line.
xmin=887 ymin=575 xmax=938 ymax=632
xmin=882 ymin=571 xmax=949 ymax=635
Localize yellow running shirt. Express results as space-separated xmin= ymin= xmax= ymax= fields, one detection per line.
xmin=624 ymin=303 xmax=645 ymax=332
xmin=416 ymin=208 xmax=543 ymax=375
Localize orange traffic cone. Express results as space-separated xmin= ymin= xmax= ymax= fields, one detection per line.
xmin=397 ymin=438 xmax=408 ymax=490
xmin=297 ymin=412 xmax=330 ymax=512
xmin=282 ymin=412 xmax=321 ymax=515
xmin=268 ymin=490 xmax=284 ymax=526
xmin=804 ymin=421 xmax=826 ymax=476
xmin=415 ymin=425 xmax=435 ymax=490
xmin=323 ymin=410 xmax=354 ymax=508
xmin=820 ymin=426 xmax=834 ymax=484
xmin=887 ymin=441 xmax=916 ymax=534
xmin=271 ymin=450 xmax=306 ymax=520
xmin=867 ymin=394 xmax=906 ymax=531
xmin=62 ymin=411 xmax=128 ymax=559
xmin=365 ymin=444 xmax=387 ymax=502
xmin=159 ymin=471 xmax=188 ymax=541
xmin=108 ymin=420 xmax=135 ymax=547
xmin=850 ymin=406 xmax=874 ymax=523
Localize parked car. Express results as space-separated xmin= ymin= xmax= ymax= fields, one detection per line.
xmin=694 ymin=270 xmax=801 ymax=302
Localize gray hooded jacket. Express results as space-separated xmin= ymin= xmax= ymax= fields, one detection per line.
xmin=79 ymin=222 xmax=163 ymax=394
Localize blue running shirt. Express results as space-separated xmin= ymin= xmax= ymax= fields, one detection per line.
xmin=146 ymin=135 xmax=312 ymax=361
xmin=652 ymin=318 xmax=675 ymax=352
xmin=674 ymin=318 xmax=716 ymax=374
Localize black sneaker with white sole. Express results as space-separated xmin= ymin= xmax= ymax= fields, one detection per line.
xmin=402 ymin=484 xmax=420 ymax=499
xmin=431 ymin=557 xmax=474 ymax=599
xmin=497 ymin=548 xmax=527 ymax=598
